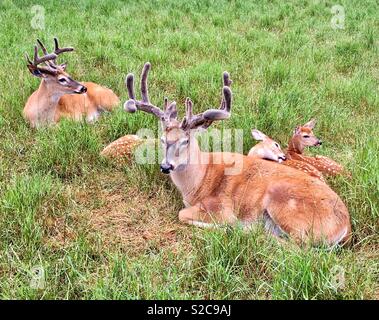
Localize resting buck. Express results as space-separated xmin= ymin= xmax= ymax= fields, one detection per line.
xmin=248 ymin=129 xmax=326 ymax=183
xmin=24 ymin=38 xmax=119 ymax=127
xmin=124 ymin=63 xmax=351 ymax=246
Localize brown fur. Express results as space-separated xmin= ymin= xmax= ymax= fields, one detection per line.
xmin=24 ymin=40 xmax=119 ymax=127
xmin=247 ymin=129 xmax=326 ymax=182
xmin=124 ymin=65 xmax=351 ymax=246
xmin=175 ymin=143 xmax=351 ymax=246
xmin=100 ymin=134 xmax=143 ymax=165
xmin=286 ymin=124 xmax=350 ymax=178
xmin=282 ymin=159 xmax=325 ymax=182
xmin=55 ymin=82 xmax=120 ymax=122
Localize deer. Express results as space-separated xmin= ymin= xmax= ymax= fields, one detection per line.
xmin=24 ymin=38 xmax=120 ymax=127
xmin=100 ymin=134 xmax=144 ymax=165
xmin=123 ymin=62 xmax=351 ymax=246
xmin=286 ymin=119 xmax=350 ymax=178
xmin=248 ymin=129 xmax=326 ymax=183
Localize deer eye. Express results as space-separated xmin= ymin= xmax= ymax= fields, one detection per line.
xmin=180 ymin=139 xmax=189 ymax=146
xmin=303 ymin=135 xmax=310 ymax=138
xmin=58 ymin=78 xmax=67 ymax=84
xmin=275 ymin=143 xmax=280 ymax=148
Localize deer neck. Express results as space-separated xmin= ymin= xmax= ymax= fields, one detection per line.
xmin=27 ymin=80 xmax=65 ymax=125
xmin=287 ymin=135 xmax=304 ymax=155
xmin=248 ymin=143 xmax=265 ymax=158
xmin=169 ymin=138 xmax=208 ymax=203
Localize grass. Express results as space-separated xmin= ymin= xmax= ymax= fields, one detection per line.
xmin=0 ymin=0 xmax=378 ymax=299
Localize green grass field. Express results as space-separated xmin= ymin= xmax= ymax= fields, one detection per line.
xmin=0 ymin=0 xmax=378 ymax=299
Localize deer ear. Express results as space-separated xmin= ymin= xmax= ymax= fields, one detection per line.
xmin=251 ymin=129 xmax=267 ymax=141
xmin=27 ymin=65 xmax=45 ymax=78
xmin=294 ymin=126 xmax=301 ymax=135
xmin=167 ymin=102 xmax=177 ymax=120
xmin=303 ymin=118 xmax=316 ymax=129
xmin=60 ymin=63 xmax=67 ymax=71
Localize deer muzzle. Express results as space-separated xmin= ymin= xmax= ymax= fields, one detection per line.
xmin=160 ymin=163 xmax=173 ymax=174
xmin=315 ymin=140 xmax=322 ymax=146
xmin=74 ymin=85 xmax=87 ymax=94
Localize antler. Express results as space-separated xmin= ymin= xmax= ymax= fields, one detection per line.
xmin=124 ymin=62 xmax=172 ymax=120
xmin=124 ymin=63 xmax=232 ymax=130
xmin=26 ymin=38 xmax=74 ymax=74
xmin=37 ymin=38 xmax=73 ymax=65
xmin=181 ymin=71 xmax=232 ymax=130
xmin=25 ymin=43 xmax=57 ymax=72
xmin=52 ymin=37 xmax=74 ymax=55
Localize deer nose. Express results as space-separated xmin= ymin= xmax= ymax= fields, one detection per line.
xmin=278 ymin=155 xmax=286 ymax=163
xmin=75 ymin=85 xmax=87 ymax=94
xmin=317 ymin=140 xmax=322 ymax=146
xmin=160 ymin=163 xmax=173 ymax=174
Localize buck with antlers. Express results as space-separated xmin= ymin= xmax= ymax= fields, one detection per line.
xmin=24 ymin=38 xmax=119 ymax=127
xmin=248 ymin=129 xmax=326 ymax=183
xmin=286 ymin=119 xmax=350 ymax=178
xmin=124 ymin=63 xmax=351 ymax=246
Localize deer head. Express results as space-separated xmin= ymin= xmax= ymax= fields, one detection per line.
xmin=26 ymin=38 xmax=87 ymax=95
xmin=290 ymin=119 xmax=322 ymax=153
xmin=124 ymin=62 xmax=232 ymax=174
xmin=248 ymin=129 xmax=286 ymax=163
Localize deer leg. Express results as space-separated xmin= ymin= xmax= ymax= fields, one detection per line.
xmin=179 ymin=197 xmax=237 ymax=228
xmin=179 ymin=204 xmax=215 ymax=228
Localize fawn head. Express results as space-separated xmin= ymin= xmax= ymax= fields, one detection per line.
xmin=124 ymin=63 xmax=232 ymax=174
xmin=26 ymin=38 xmax=87 ymax=95
xmin=290 ymin=119 xmax=322 ymax=153
xmin=248 ymin=129 xmax=286 ymax=163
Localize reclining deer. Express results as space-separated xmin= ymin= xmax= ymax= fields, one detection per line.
xmin=124 ymin=63 xmax=351 ymax=246
xmin=248 ymin=120 xmax=350 ymax=181
xmin=24 ymin=38 xmax=119 ymax=127
xmin=248 ymin=129 xmax=326 ymax=183
xmin=286 ymin=119 xmax=350 ymax=178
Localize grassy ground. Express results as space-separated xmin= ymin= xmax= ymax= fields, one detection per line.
xmin=0 ymin=0 xmax=378 ymax=299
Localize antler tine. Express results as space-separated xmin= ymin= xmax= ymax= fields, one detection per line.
xmin=124 ymin=73 xmax=137 ymax=113
xmin=185 ymin=98 xmax=193 ymax=121
xmin=53 ymin=37 xmax=74 ymax=55
xmin=126 ymin=73 xmax=136 ymax=100
xmin=180 ymin=98 xmax=194 ymax=129
xmin=25 ymin=53 xmax=33 ymax=65
xmin=36 ymin=38 xmax=60 ymax=69
xmin=220 ymin=71 xmax=232 ymax=110
xmin=202 ymin=86 xmax=232 ymax=121
xmin=163 ymin=97 xmax=169 ymax=111
xmin=50 ymin=37 xmax=74 ymax=65
xmin=37 ymin=39 xmax=49 ymax=55
xmin=141 ymin=62 xmax=150 ymax=103
xmin=221 ymin=86 xmax=232 ymax=113
xmin=124 ymin=62 xmax=165 ymax=119
xmin=28 ymin=44 xmax=57 ymax=66
xmin=181 ymin=75 xmax=232 ymax=130
xmin=223 ymin=71 xmax=232 ymax=87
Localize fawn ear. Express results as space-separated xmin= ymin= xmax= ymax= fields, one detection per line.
xmin=303 ymin=118 xmax=316 ymax=129
xmin=251 ymin=129 xmax=267 ymax=141
xmin=294 ymin=126 xmax=301 ymax=135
